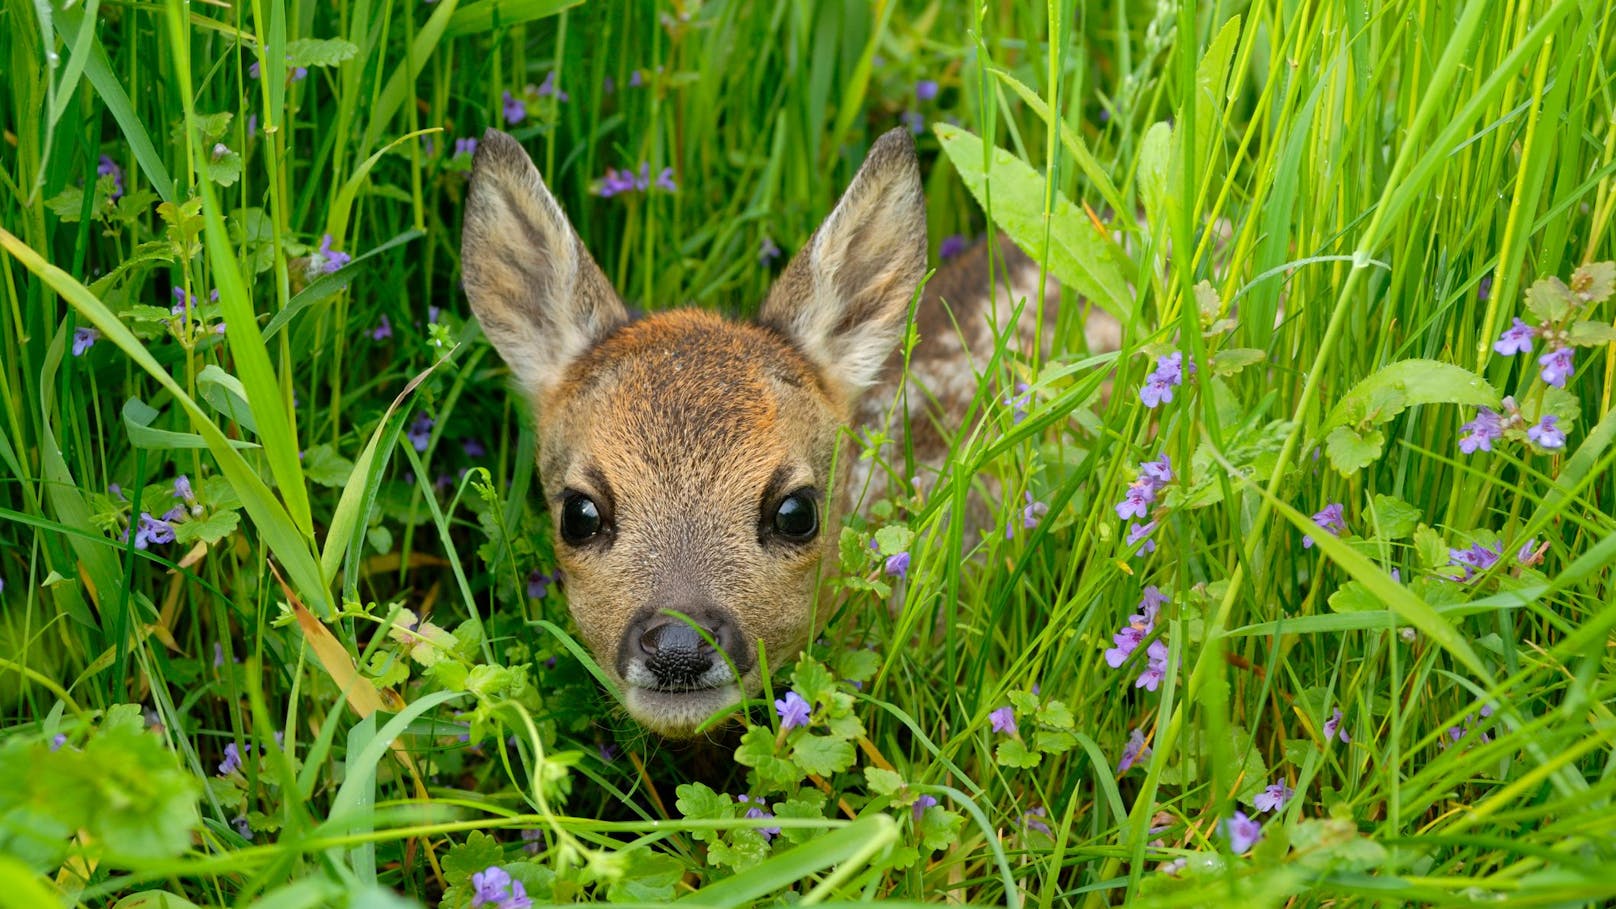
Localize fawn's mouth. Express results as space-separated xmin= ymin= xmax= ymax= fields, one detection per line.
xmin=621 ymin=683 xmax=745 ymax=738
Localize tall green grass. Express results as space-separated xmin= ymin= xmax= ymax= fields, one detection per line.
xmin=2 ymin=0 xmax=1615 ymax=906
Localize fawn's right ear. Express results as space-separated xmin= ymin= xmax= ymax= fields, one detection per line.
xmin=461 ymin=129 xmax=628 ymax=398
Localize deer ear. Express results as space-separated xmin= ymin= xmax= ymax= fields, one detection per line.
xmin=758 ymin=128 xmax=927 ymax=395
xmin=461 ymin=129 xmax=628 ymax=398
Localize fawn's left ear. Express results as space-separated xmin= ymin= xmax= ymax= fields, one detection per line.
xmin=759 ymin=128 xmax=926 ymax=396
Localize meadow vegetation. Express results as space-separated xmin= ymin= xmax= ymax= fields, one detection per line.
xmin=2 ymin=0 xmax=1616 ymax=906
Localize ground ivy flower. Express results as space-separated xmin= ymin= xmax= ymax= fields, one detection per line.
xmin=1002 ymin=382 xmax=1031 ymax=423
xmin=1301 ymin=503 xmax=1346 ymax=549
xmin=97 ymin=155 xmax=124 ymax=199
xmin=1139 ymin=454 xmax=1173 ymax=488
xmin=1323 ymin=707 xmax=1350 ymax=743
xmin=526 ymin=569 xmax=556 ymax=599
xmin=1118 ymin=728 xmax=1151 ymax=772
xmin=371 ymin=314 xmax=393 ymax=341
xmin=454 ymin=137 xmax=478 ymax=158
xmin=593 ymin=167 xmax=640 ymax=197
xmin=884 ymin=551 xmax=911 ymax=578
xmin=72 ymin=327 xmax=100 ymax=356
xmin=316 ymin=234 xmax=351 ymax=274
xmin=654 ymin=167 xmax=677 ymax=193
xmin=775 ymin=690 xmax=810 ymax=729
xmin=912 ymin=794 xmax=938 ymax=822
xmin=759 ymin=235 xmax=781 ymax=264
xmin=501 ymin=90 xmax=525 ymax=125
xmin=1539 ymin=346 xmax=1574 ymax=387
xmin=737 ymin=795 xmax=781 ymax=841
xmin=218 ymin=742 xmax=248 ymax=775
xmin=1139 ymin=352 xmax=1186 ymax=408
xmin=938 ymin=234 xmax=967 ymax=260
xmin=1526 ymin=414 xmax=1565 ymax=449
xmin=471 ymin=866 xmax=530 ymax=909
xmin=1516 ymin=538 xmax=1543 ymax=566
xmin=127 ymin=511 xmax=176 ymax=549
xmin=1115 ymin=480 xmax=1156 ymax=521
xmin=536 ymin=70 xmax=568 ymax=102
xmin=231 ymin=817 xmax=253 ymax=840
xmin=1448 ymin=541 xmax=1503 ymax=581
xmin=1126 ymin=521 xmax=1158 ymax=556
xmin=1493 ymin=317 xmax=1535 ymax=355
xmin=407 ymin=413 xmax=433 ymax=452
xmin=1136 ymin=639 xmax=1169 ymax=691
xmin=1021 ymin=491 xmax=1049 ymax=529
xmin=1023 ymin=806 xmax=1052 ymax=837
xmin=915 ymin=79 xmax=939 ymax=101
xmin=1458 ymin=407 xmax=1503 ymax=454
xmin=1252 ymin=779 xmax=1294 ymax=813
xmin=1225 ymin=811 xmax=1262 ymax=853
xmin=1104 ymin=586 xmax=1166 ymax=670
xmin=989 ymin=705 xmax=1017 ymax=735
xmin=463 ymin=437 xmax=487 ymax=457
xmin=901 ymin=110 xmax=925 ymax=134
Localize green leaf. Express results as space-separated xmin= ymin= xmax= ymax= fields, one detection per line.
xmin=197 ymin=365 xmax=258 ymax=434
xmin=864 ymin=767 xmax=905 ymax=796
xmin=933 ymin=123 xmax=1135 ymax=322
xmin=1325 ymin=359 xmax=1500 ymax=431
xmin=835 ymin=648 xmax=880 ymax=685
xmin=301 ymin=443 xmax=355 ymax=488
xmin=606 ymin=850 xmax=683 ymax=901
xmin=1324 ymin=425 xmax=1384 ymax=475
xmin=1328 ymin=580 xmax=1381 ymax=614
xmin=1037 ymin=698 xmax=1075 ymax=729
xmin=790 ymin=659 xmax=836 ymax=707
xmin=1369 ymin=494 xmax=1421 ymax=540
xmin=199 ymin=148 xmax=243 ymax=187
xmin=918 ymin=805 xmax=965 ymax=852
xmin=1034 ymin=730 xmax=1077 ymax=755
xmin=1571 ymin=261 xmax=1615 ymax=303
xmin=282 ymin=37 xmax=359 ymax=68
xmin=773 ymin=790 xmax=827 ymax=846
xmin=1137 ymin=121 xmax=1172 ymax=227
xmin=994 ymin=738 xmax=1042 ymax=769
xmin=1524 ymin=276 xmax=1577 ymax=323
xmin=445 ymin=0 xmax=585 ymax=37
xmin=1413 ymin=524 xmax=1449 ymax=569
xmin=1567 ymin=320 xmax=1616 ymax=346
xmin=733 ymin=727 xmax=800 ymax=792
xmin=872 ymin=524 xmax=913 ymax=557
xmin=123 ymin=398 xmax=258 ymax=451
xmin=441 ymin=831 xmax=505 ymax=885
xmin=1211 ymin=348 xmax=1266 ymax=376
xmin=172 ymin=509 xmax=240 ymax=546
xmin=791 ymin=734 xmax=855 ymax=777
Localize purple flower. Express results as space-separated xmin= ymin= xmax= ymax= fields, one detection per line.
xmin=628 ymin=69 xmax=644 ymax=87
xmin=501 ymin=90 xmax=526 ymax=125
xmin=1449 ymin=541 xmax=1503 ymax=581
xmin=97 ymin=155 xmax=124 ymax=199
xmin=428 ymin=305 xmax=443 ymax=324
xmin=128 ymin=511 xmax=176 ymax=549
xmin=901 ymin=110 xmax=925 ymax=135
xmin=989 ymin=705 xmax=1017 ymax=735
xmin=1135 ymin=639 xmax=1169 ymax=691
xmin=593 ymin=167 xmax=640 ymax=198
xmin=213 ymin=641 xmax=226 ymax=668
xmin=884 ymin=551 xmax=911 ymax=578
xmin=211 ymin=142 xmax=230 ymax=160
xmin=1126 ymin=521 xmax=1158 ymax=555
xmin=775 ymin=690 xmax=811 ymax=729
xmin=743 ymin=803 xmax=780 ymax=841
xmin=1253 ymin=780 xmax=1294 ymax=813
xmin=1539 ymin=347 xmax=1574 ymax=388
xmin=1323 ymin=707 xmax=1349 ymax=743
xmin=1022 ymin=491 xmax=1049 ymax=530
xmin=938 ymin=234 xmax=968 ymax=260
xmin=174 ymin=475 xmax=195 ymax=503
xmin=1003 ymin=382 xmax=1031 ymax=423
xmin=72 ymin=327 xmax=100 ymax=356
xmin=759 ymin=235 xmax=782 ymax=264
xmin=454 ymin=137 xmax=478 ymax=158
xmin=50 ymin=733 xmax=67 ymax=751
xmin=407 ymin=413 xmax=433 ymax=452
xmin=1224 ymin=811 xmax=1262 ymax=853
xmin=915 ymin=79 xmax=940 ymax=101
xmin=1138 ymin=352 xmax=1186 ymax=408
xmin=597 ymin=742 xmax=619 ymax=763
xmin=527 ymin=569 xmax=555 ymax=600
xmin=371 ymin=314 xmax=393 ymax=341
xmin=1458 ymin=407 xmax=1503 ymax=454
xmin=1022 ymin=806 xmax=1052 ymax=837
xmin=1516 ymin=538 xmax=1542 ymax=566
xmin=247 ymin=114 xmax=258 ymax=140
xmin=912 ymin=794 xmax=938 ymax=822
xmin=1114 ymin=481 xmax=1156 ymax=520
xmin=520 ymin=828 xmax=543 ymax=855
xmin=1105 ymin=586 xmax=1165 ymax=669
xmin=1140 ymin=454 xmax=1173 ymax=487
xmin=1527 ymin=414 xmax=1565 ymax=449
xmin=218 ymin=742 xmax=248 ymax=775
xmin=1118 ymin=728 xmax=1150 ymax=773
xmin=536 ymin=70 xmax=569 ymax=102
xmin=1301 ymin=503 xmax=1346 ymax=549
xmin=654 ymin=167 xmax=677 ymax=193
xmin=232 ymin=816 xmax=253 ymax=840
xmin=462 ymin=437 xmax=487 ymax=458
xmin=472 ymin=866 xmax=529 ymax=908
xmin=317 ymin=234 xmax=351 ymax=274
xmin=1478 ymin=273 xmax=1493 ymax=301
xmin=1493 ymin=317 xmax=1535 ymax=356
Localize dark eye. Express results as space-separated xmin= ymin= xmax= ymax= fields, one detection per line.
xmin=560 ymin=494 xmax=603 ymax=544
xmin=773 ymin=491 xmax=818 ymax=541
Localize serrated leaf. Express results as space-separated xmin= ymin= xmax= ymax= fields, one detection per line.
xmin=1034 ymin=730 xmax=1077 ymax=755
xmin=172 ymin=509 xmax=239 ymax=545
xmin=1324 ymin=425 xmax=1384 ymax=475
xmin=1369 ymin=494 xmax=1421 ymax=540
xmin=791 ymin=734 xmax=855 ymax=777
xmin=790 ymin=659 xmax=836 ymax=706
xmin=934 ymin=124 xmax=1134 ymax=321
xmin=1328 ymin=580 xmax=1381 ymax=614
xmin=283 ymin=37 xmax=359 ymax=68
xmin=46 ymin=186 xmax=86 ymax=221
xmin=1324 ymin=359 xmax=1500 ymax=433
xmin=1568 ymin=320 xmax=1616 ymax=346
xmin=773 ymin=790 xmax=827 ymax=846
xmin=919 ymin=806 xmax=964 ymax=852
xmin=1413 ymin=524 xmax=1449 ymax=569
xmin=864 ymin=767 xmax=905 ymax=796
xmin=835 ymin=648 xmax=880 ymax=684
xmin=1570 ymin=261 xmax=1614 ymax=303
xmin=1006 ymin=690 xmax=1039 ymax=714
xmin=1524 ymin=277 xmax=1577 ymax=323
xmin=872 ymin=524 xmax=913 ymax=557
xmin=994 ymin=738 xmax=1042 ymax=769
xmin=301 ymin=443 xmax=355 ymax=488
xmin=733 ymin=727 xmax=800 ymax=792
xmin=606 ymin=849 xmax=682 ymax=901
xmin=199 ymin=149 xmax=243 ymax=187
xmin=1037 ymin=699 xmax=1075 ymax=729
xmin=441 ymin=831 xmax=505 ymax=885
xmin=1212 ymin=348 xmax=1266 ymax=375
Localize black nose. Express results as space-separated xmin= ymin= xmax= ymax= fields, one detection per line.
xmin=638 ymin=618 xmax=719 ymax=689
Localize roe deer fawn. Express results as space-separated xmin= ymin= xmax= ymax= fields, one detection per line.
xmin=461 ymin=127 xmax=1115 ymax=737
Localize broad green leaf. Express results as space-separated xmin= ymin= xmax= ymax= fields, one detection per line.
xmin=1369 ymin=494 xmax=1421 ymax=540
xmin=1324 ymin=425 xmax=1384 ymax=475
xmin=123 ymin=398 xmax=257 ymax=451
xmin=301 ymin=444 xmax=355 ymax=488
xmin=733 ymin=727 xmax=800 ymax=792
xmin=173 ymin=510 xmax=240 ymax=546
xmin=283 ymin=37 xmax=358 ymax=68
xmin=791 ymin=734 xmax=855 ymax=777
xmin=994 ymin=738 xmax=1041 ymax=769
xmin=1568 ymin=320 xmax=1616 ymax=346
xmin=934 ymin=123 xmax=1134 ymax=322
xmin=864 ymin=767 xmax=904 ymax=796
xmin=1328 ymin=581 xmax=1381 ymax=614
xmin=989 ymin=66 xmax=1126 ymax=217
xmin=1137 ymin=121 xmax=1172 ymax=226
xmin=1524 ymin=276 xmax=1576 ymax=323
xmin=1570 ymin=261 xmax=1614 ymax=303
xmin=1212 ymin=348 xmax=1266 ymax=375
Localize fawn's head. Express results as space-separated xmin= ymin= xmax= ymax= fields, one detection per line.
xmin=461 ymin=128 xmax=925 ymax=737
